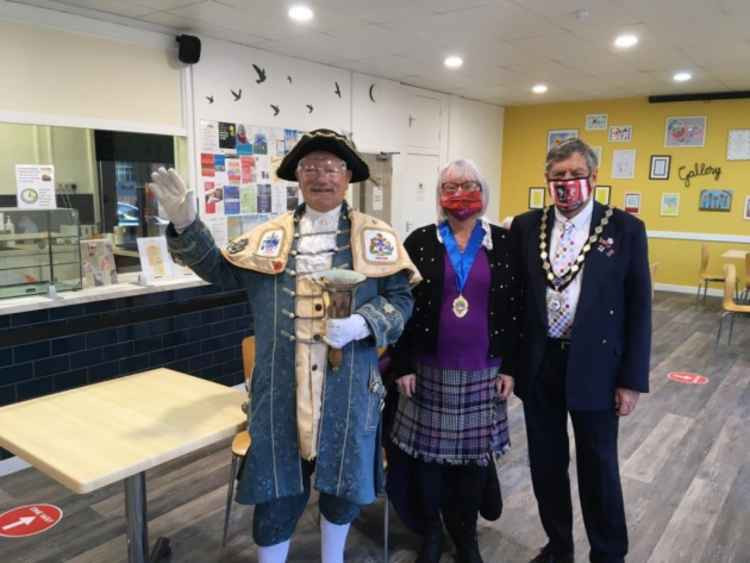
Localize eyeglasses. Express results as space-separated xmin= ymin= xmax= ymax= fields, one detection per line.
xmin=297 ymin=160 xmax=348 ymax=178
xmin=440 ymin=180 xmax=481 ymax=194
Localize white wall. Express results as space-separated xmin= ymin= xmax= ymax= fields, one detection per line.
xmin=447 ymin=96 xmax=505 ymax=223
xmin=1 ymin=3 xmax=505 ymax=237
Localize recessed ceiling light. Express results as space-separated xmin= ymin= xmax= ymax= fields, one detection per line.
xmin=673 ymin=71 xmax=692 ymax=82
xmin=444 ymin=55 xmax=463 ymax=69
xmin=288 ymin=4 xmax=314 ymax=23
xmin=532 ymin=84 xmax=548 ymax=94
xmin=614 ymin=34 xmax=638 ymax=49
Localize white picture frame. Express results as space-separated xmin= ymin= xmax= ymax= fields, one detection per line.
xmin=547 ymin=129 xmax=578 ymax=151
xmin=585 ymin=114 xmax=608 ymax=131
xmin=665 ymin=116 xmax=706 ymax=147
xmin=624 ymin=192 xmax=641 ymax=214
xmin=660 ymin=193 xmax=680 ymax=217
xmin=608 ymin=125 xmax=633 ymax=143
xmin=612 ymin=149 xmax=636 ymax=179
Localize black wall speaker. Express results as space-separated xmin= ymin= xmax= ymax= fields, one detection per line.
xmin=176 ymin=34 xmax=201 ymax=64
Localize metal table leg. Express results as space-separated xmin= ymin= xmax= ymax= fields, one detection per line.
xmin=124 ymin=472 xmax=172 ymax=563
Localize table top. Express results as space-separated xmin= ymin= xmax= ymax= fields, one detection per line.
xmin=0 ymin=369 xmax=246 ymax=494
xmin=721 ymin=249 xmax=749 ymax=260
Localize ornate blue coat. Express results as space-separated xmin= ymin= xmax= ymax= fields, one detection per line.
xmin=166 ymin=204 xmax=417 ymax=505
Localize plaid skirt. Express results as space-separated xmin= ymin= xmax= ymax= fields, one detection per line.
xmin=390 ymin=363 xmax=510 ymax=465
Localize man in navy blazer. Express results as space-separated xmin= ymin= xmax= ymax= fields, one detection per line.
xmin=508 ymin=139 xmax=651 ymax=563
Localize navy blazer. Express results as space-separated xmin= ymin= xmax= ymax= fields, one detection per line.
xmin=509 ymin=201 xmax=652 ymax=410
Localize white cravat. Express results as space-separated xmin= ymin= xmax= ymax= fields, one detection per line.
xmin=296 ymin=205 xmax=340 ymax=274
xmin=546 ymin=198 xmax=593 ymax=336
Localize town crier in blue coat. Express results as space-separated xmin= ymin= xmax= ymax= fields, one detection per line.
xmin=508 ymin=139 xmax=651 ymax=563
xmin=149 ymin=129 xmax=419 ymax=563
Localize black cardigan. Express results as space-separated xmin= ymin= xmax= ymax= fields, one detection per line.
xmin=390 ymin=222 xmax=519 ymax=377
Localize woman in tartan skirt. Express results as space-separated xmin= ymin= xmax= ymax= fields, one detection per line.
xmin=388 ymin=159 xmax=520 ymax=563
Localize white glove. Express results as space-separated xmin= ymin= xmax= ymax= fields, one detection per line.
xmin=325 ymin=314 xmax=370 ymax=349
xmin=149 ymin=167 xmax=197 ymax=233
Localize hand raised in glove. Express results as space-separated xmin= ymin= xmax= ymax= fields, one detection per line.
xmin=149 ymin=167 xmax=197 ymax=233
xmin=325 ymin=314 xmax=370 ymax=349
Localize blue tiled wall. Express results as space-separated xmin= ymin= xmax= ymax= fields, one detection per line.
xmin=0 ymin=285 xmax=253 ymax=461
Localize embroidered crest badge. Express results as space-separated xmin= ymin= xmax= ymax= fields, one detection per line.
xmin=256 ymin=229 xmax=284 ymax=258
xmin=363 ymin=229 xmax=397 ymax=263
xmin=226 ymin=238 xmax=248 ymax=255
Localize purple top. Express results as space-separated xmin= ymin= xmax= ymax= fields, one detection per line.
xmin=419 ymin=249 xmax=501 ymax=371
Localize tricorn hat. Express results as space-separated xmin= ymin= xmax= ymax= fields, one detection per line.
xmin=276 ymin=128 xmax=369 ymax=183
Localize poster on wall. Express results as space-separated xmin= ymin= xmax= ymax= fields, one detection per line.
xmin=698 ymin=189 xmax=732 ymax=212
xmin=612 ymin=149 xmax=636 ymax=179
xmin=198 ymin=120 xmax=304 ymax=244
xmin=585 ymin=114 xmax=608 ymax=131
xmin=660 ymin=193 xmax=680 ymax=217
xmin=608 ymin=125 xmax=633 ymax=143
xmin=16 ymin=164 xmax=56 ymax=209
xmin=727 ymin=129 xmax=750 ymax=160
xmin=624 ymin=192 xmax=641 ymax=214
xmin=547 ymin=129 xmax=578 ymax=151
xmin=744 ymin=196 xmax=750 ymax=220
xmin=665 ymin=116 xmax=706 ymax=147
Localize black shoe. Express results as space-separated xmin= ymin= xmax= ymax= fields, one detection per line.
xmin=529 ymin=544 xmax=574 ymax=563
xmin=445 ymin=516 xmax=483 ymax=563
xmin=416 ymin=526 xmax=444 ymax=563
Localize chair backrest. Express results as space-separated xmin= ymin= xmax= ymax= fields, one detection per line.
xmin=242 ymin=336 xmax=256 ymax=387
xmin=700 ymin=244 xmax=710 ymax=275
xmin=722 ymin=264 xmax=736 ymax=308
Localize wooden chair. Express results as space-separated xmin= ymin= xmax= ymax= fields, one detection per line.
xmin=222 ymin=336 xmax=254 ymax=547
xmin=649 ymin=262 xmax=659 ymax=299
xmin=697 ymin=244 xmax=725 ymax=302
xmin=716 ymin=264 xmax=750 ymax=347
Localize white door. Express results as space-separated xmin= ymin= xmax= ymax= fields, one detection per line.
xmin=398 ymin=152 xmax=440 ymax=237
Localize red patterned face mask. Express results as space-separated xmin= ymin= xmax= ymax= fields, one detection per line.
xmin=440 ymin=191 xmax=483 ymax=220
xmin=547 ymin=177 xmax=591 ymax=211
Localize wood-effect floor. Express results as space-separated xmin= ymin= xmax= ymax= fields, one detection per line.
xmin=0 ymin=292 xmax=748 ymax=562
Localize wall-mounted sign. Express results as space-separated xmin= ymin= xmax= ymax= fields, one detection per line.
xmin=678 ymin=162 xmax=721 ymax=188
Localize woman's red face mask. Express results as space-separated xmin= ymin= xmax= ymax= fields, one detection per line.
xmin=547 ymin=176 xmax=591 ymax=211
xmin=440 ymin=190 xmax=483 ymax=220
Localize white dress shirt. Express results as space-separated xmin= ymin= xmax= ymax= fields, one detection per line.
xmin=546 ymin=197 xmax=594 ymax=329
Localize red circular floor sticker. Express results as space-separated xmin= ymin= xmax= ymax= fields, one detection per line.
xmin=0 ymin=504 xmax=63 ymax=538
xmin=667 ymin=372 xmax=709 ymax=385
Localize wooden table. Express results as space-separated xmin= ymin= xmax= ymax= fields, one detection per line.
xmin=721 ymin=249 xmax=749 ymax=260
xmin=0 ymin=368 xmax=245 ymax=563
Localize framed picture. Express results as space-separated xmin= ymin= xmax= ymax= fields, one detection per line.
xmin=699 ymin=189 xmax=732 ymax=212
xmin=592 ymin=146 xmax=603 ymax=168
xmin=528 ymin=187 xmax=546 ymax=209
xmin=547 ymin=129 xmax=578 ymax=151
xmin=608 ymin=125 xmax=633 ymax=143
xmin=624 ymin=192 xmax=641 ymax=214
xmin=660 ymin=193 xmax=680 ymax=217
xmin=744 ymin=196 xmax=750 ymax=220
xmin=665 ymin=116 xmax=706 ymax=147
xmin=612 ymin=149 xmax=636 ymax=179
xmin=594 ymin=185 xmax=611 ymax=205
xmin=585 ymin=114 xmax=608 ymax=131
xmin=649 ymin=155 xmax=671 ymax=180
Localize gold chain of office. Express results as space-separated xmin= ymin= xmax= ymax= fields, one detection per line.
xmin=539 ymin=205 xmax=614 ymax=291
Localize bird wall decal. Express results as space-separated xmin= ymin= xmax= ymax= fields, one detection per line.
xmin=306 ymin=104 xmax=314 ymax=113
xmin=231 ymin=88 xmax=242 ymax=101
xmin=206 ymin=95 xmax=214 ymax=104
xmin=369 ymin=84 xmax=376 ymax=103
xmin=270 ymin=104 xmax=280 ymax=116
xmin=287 ymin=75 xmax=293 ymax=83
xmin=252 ymin=64 xmax=267 ymax=84
xmin=334 ymin=81 xmax=342 ymax=98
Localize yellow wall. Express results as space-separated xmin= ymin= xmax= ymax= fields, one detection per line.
xmin=500 ymin=97 xmax=750 ymax=289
